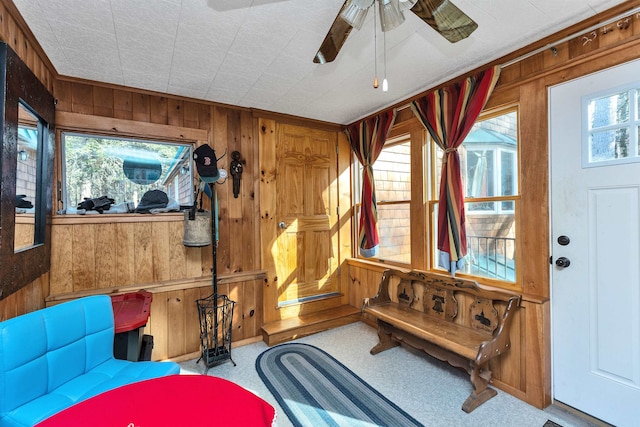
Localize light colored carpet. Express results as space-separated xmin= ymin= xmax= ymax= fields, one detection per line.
xmin=179 ymin=321 xmax=587 ymax=427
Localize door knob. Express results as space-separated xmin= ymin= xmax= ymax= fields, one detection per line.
xmin=278 ymin=221 xmax=287 ymax=229
xmin=555 ymin=257 xmax=571 ymax=268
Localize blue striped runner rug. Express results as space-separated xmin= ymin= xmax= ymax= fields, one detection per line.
xmin=256 ymin=343 xmax=423 ymax=427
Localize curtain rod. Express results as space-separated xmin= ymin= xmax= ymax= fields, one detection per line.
xmin=501 ymin=5 xmax=640 ymax=68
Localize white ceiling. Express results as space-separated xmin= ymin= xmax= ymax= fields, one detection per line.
xmin=12 ymin=0 xmax=630 ymax=125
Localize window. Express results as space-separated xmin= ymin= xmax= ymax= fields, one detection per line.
xmin=583 ymin=85 xmax=640 ymax=167
xmin=62 ymin=132 xmax=193 ymax=213
xmin=353 ymin=135 xmax=411 ymax=264
xmin=432 ymin=109 xmax=519 ymax=283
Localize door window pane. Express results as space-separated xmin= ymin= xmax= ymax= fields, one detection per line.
xmin=583 ymin=87 xmax=640 ymax=167
xmin=588 ymin=91 xmax=629 ymax=129
xmin=589 ymin=128 xmax=630 ymax=161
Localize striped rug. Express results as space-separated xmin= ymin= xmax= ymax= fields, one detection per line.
xmin=256 ymin=343 xmax=423 ymax=427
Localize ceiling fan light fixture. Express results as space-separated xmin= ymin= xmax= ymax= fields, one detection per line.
xmin=398 ymin=0 xmax=418 ymax=10
xmin=341 ymin=0 xmax=374 ymax=30
xmin=378 ymin=0 xmax=405 ymax=32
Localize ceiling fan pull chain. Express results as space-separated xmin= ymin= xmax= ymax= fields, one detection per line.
xmin=383 ymin=19 xmax=388 ymax=92
xmin=373 ymin=2 xmax=379 ymax=89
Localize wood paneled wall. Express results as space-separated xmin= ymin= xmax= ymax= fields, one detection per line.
xmin=349 ymin=1 xmax=640 ymax=410
xmin=0 ymin=0 xmax=56 ymax=318
xmin=46 ymin=78 xmax=264 ymax=360
xmin=0 ymin=0 xmax=55 ymax=92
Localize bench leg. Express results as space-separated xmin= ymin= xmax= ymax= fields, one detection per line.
xmin=462 ymin=362 xmax=497 ymax=413
xmin=370 ymin=321 xmax=400 ymax=355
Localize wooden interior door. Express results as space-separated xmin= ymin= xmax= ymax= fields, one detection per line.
xmin=549 ymin=59 xmax=640 ymax=427
xmin=263 ymin=123 xmax=341 ymax=321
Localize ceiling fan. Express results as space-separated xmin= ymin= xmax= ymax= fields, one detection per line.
xmin=314 ymin=0 xmax=478 ymax=64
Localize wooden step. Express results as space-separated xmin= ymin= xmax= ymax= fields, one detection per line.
xmin=261 ymin=305 xmax=362 ymax=346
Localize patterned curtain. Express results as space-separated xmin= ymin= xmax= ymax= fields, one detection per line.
xmin=411 ymin=65 xmax=501 ymax=274
xmin=345 ymin=109 xmax=397 ymax=257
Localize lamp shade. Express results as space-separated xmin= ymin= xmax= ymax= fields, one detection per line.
xmin=378 ymin=0 xmax=405 ymax=32
xmin=341 ymin=0 xmax=374 ymax=30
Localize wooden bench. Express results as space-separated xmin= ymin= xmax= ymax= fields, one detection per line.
xmin=363 ymin=268 xmax=521 ymax=413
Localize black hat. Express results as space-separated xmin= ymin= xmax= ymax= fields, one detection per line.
xmin=193 ymin=144 xmax=219 ymax=183
xmin=135 ymin=190 xmax=169 ymax=213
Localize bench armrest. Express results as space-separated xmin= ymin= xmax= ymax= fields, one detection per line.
xmin=476 ymin=295 xmax=521 ymax=364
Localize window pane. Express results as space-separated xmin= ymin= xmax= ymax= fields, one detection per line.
xmin=466 ymin=201 xmax=516 ymax=282
xmin=588 ymin=91 xmax=629 ymax=130
xmin=467 ymin=201 xmax=496 ymax=211
xmin=466 ymin=149 xmax=494 ymax=198
xmin=432 ymin=109 xmax=518 ymax=284
xmin=354 ymin=136 xmax=411 ymax=263
xmin=461 ymin=110 xmax=517 ymax=214
xmin=501 ymin=151 xmax=515 ymax=211
xmin=373 ymin=141 xmax=411 ymax=202
xmin=464 ymin=211 xmax=516 ymax=283
xmin=63 ymin=133 xmax=193 ymax=212
xmin=376 ymin=203 xmax=411 ymax=263
xmin=589 ymin=128 xmax=630 ymax=162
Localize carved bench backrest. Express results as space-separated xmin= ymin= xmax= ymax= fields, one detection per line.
xmin=386 ymin=269 xmax=505 ymax=335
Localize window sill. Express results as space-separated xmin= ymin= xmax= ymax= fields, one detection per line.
xmin=52 ymin=212 xmax=185 ymax=225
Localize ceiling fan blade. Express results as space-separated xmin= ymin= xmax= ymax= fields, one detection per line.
xmin=410 ymin=0 xmax=477 ymax=43
xmin=313 ymin=2 xmax=353 ymax=64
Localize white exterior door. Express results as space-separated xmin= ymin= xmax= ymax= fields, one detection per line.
xmin=549 ymin=59 xmax=640 ymax=427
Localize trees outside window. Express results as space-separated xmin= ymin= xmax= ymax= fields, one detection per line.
xmin=62 ymin=132 xmax=193 ymax=212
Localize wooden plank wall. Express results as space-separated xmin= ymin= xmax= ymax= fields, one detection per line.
xmin=48 ymin=78 xmax=264 ymax=360
xmin=348 ymin=1 xmax=640 ymax=410
xmin=0 ymin=0 xmax=56 ymax=318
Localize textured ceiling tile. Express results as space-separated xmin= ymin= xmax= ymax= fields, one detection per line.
xmin=251 ymin=72 xmax=297 ymax=94
xmin=114 ymin=23 xmax=176 ymax=57
xmin=181 ymin=0 xmax=248 ymax=30
xmin=11 ymin=0 xmax=631 ymax=124
xmin=168 ymin=71 xmax=214 ymax=94
xmin=204 ymin=85 xmax=245 ymax=106
xmin=66 ymin=65 xmax=125 ymax=87
xmin=216 ymin=51 xmax=271 ymax=82
xmin=266 ymin=55 xmax=317 ymax=82
xmin=61 ymin=46 xmax=121 ymax=73
xmin=120 ymin=48 xmax=172 ymax=78
xmin=209 ymin=70 xmax=255 ymax=98
xmin=50 ymin=22 xmax=120 ymax=59
xmin=123 ymin=68 xmax=170 ymax=93
xmin=110 ymin=0 xmax=181 ymax=36
xmin=34 ymin=0 xmax=115 ymax=34
xmin=239 ymin=86 xmax=282 ymax=110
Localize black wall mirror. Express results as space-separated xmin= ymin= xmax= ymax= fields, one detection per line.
xmin=0 ymin=42 xmax=55 ymax=300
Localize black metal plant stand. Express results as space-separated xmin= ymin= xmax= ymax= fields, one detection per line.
xmin=196 ymin=183 xmax=236 ymax=372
